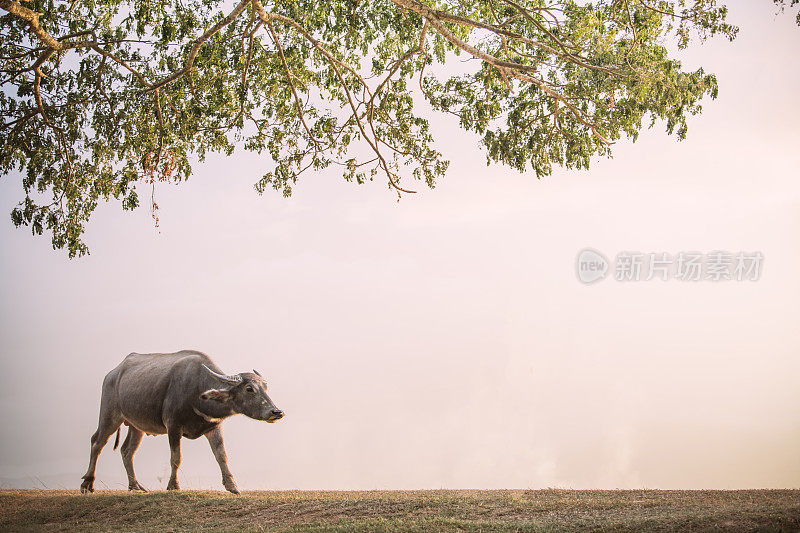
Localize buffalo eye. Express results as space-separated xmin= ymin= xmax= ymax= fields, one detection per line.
xmin=245 ymin=385 xmax=254 ymax=393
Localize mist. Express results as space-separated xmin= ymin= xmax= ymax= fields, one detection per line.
xmin=0 ymin=2 xmax=798 ymax=491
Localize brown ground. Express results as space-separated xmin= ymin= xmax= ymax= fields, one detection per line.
xmin=0 ymin=489 xmax=798 ymax=532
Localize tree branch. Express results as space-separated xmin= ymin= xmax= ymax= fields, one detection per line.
xmin=0 ymin=0 xmax=63 ymax=49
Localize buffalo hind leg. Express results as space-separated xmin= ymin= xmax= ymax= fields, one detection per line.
xmin=205 ymin=426 xmax=240 ymax=494
xmin=120 ymin=427 xmax=147 ymax=491
xmin=166 ymin=430 xmax=182 ymax=491
xmin=80 ymin=406 xmax=122 ymax=493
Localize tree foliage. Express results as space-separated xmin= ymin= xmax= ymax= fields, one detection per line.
xmin=0 ymin=0 xmax=786 ymax=256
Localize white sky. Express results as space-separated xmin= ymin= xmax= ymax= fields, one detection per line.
xmin=0 ymin=2 xmax=798 ymax=490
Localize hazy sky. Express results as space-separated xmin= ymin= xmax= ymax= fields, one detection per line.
xmin=1 ymin=2 xmax=798 ymax=491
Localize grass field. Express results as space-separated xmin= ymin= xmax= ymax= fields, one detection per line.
xmin=0 ymin=489 xmax=798 ymax=532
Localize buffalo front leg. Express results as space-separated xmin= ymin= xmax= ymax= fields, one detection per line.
xmin=166 ymin=430 xmax=182 ymax=491
xmin=205 ymin=426 xmax=239 ymax=494
xmin=120 ymin=427 xmax=147 ymax=491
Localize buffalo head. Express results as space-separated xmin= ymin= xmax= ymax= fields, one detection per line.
xmin=201 ymin=365 xmax=285 ymax=423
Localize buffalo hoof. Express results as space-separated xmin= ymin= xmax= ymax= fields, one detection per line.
xmin=224 ymin=482 xmax=240 ymax=495
xmin=128 ymin=481 xmax=148 ymax=492
xmin=166 ymin=480 xmax=180 ymax=491
xmin=80 ymin=477 xmax=94 ymax=494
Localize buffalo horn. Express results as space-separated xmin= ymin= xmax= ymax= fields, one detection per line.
xmin=202 ymin=364 xmax=242 ymax=385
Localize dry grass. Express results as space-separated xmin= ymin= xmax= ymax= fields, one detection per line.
xmin=0 ymin=489 xmax=798 ymax=532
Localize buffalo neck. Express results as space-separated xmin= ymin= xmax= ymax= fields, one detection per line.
xmin=193 ymin=399 xmax=235 ymax=422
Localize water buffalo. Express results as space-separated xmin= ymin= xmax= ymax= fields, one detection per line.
xmin=80 ymin=350 xmax=284 ymax=494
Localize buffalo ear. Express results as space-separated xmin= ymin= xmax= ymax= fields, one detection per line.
xmin=200 ymin=389 xmax=232 ymax=402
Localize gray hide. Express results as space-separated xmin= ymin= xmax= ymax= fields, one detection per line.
xmin=80 ymin=350 xmax=284 ymax=494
